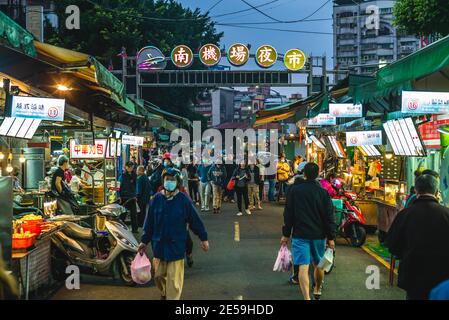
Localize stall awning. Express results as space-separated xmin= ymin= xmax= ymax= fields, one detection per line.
xmin=252 ymin=94 xmax=322 ymax=127
xmin=351 ymin=35 xmax=449 ymax=104
xmin=0 ymin=11 xmax=35 ymax=57
xmin=143 ymin=101 xmax=192 ymax=128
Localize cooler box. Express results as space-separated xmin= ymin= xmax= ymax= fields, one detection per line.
xmin=332 ymin=199 xmax=343 ymax=226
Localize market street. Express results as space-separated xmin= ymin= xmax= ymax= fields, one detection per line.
xmin=52 ymin=202 xmax=405 ymax=300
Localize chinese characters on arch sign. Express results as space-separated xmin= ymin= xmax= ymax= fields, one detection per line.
xmin=137 ymin=44 xmax=307 ymax=70
xmin=171 ymin=45 xmax=194 ymax=68
xmin=199 ymin=44 xmax=221 ymax=67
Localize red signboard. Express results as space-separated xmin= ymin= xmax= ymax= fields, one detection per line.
xmin=418 ymin=115 xmax=449 ymax=149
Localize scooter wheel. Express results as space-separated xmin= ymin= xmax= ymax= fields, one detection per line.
xmin=115 ymin=252 xmax=137 ymax=286
xmin=350 ymin=224 xmax=366 ymax=247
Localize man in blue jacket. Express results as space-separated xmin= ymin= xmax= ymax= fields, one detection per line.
xmin=139 ymin=168 xmax=209 ymax=300
xmin=197 ymin=159 xmax=212 ymax=212
xmin=208 ymin=160 xmax=227 ymax=214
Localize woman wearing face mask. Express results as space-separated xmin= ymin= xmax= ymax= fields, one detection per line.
xmin=139 ymin=168 xmax=209 ymax=300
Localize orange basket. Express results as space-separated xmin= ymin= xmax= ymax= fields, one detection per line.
xmin=12 ymin=234 xmax=37 ymax=250
xmin=21 ymin=221 xmax=43 ymax=236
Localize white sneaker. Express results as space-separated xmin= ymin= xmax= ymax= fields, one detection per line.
xmin=258 ymin=206 xmax=263 ymax=210
xmin=245 ymin=209 xmax=252 ymax=215
xmin=236 ymin=212 xmax=243 ymax=216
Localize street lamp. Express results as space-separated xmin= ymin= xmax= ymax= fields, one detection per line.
xmin=56 ymin=84 xmax=70 ymax=91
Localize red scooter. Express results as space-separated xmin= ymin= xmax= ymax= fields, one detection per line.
xmin=331 ymin=180 xmax=367 ymax=247
xmin=335 ymin=192 xmax=366 ymax=247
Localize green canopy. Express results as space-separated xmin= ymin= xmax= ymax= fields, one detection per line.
xmin=0 ymin=11 xmax=35 ymax=57
xmin=351 ymin=35 xmax=449 ymax=104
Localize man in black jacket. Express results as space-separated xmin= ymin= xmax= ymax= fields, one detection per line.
xmin=386 ymin=174 xmax=449 ymax=300
xmin=118 ymin=161 xmax=138 ymax=233
xmin=281 ymin=162 xmax=336 ymax=300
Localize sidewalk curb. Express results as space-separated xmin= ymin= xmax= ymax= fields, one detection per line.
xmin=361 ymin=245 xmax=398 ymax=275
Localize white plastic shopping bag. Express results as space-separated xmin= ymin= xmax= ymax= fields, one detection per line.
xmin=318 ymin=248 xmax=334 ymax=273
xmin=273 ymin=244 xmax=292 ymax=272
xmin=131 ymin=252 xmax=152 ymax=284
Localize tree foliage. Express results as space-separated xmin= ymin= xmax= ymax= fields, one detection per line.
xmin=393 ymin=0 xmax=449 ymax=36
xmin=46 ymin=0 xmax=223 ymax=119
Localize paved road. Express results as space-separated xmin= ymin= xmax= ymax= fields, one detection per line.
xmin=52 ymin=201 xmax=405 ymax=300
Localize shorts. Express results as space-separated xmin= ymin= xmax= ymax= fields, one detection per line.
xmin=291 ymin=238 xmax=326 ymax=266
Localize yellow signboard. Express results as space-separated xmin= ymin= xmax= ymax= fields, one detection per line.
xmin=171 ymin=45 xmax=194 ymax=68
xmin=284 ymin=48 xmax=306 ymax=71
xmin=255 ymin=45 xmax=277 ymax=68
xmin=227 ymin=43 xmax=249 ymax=66
xmin=199 ymin=44 xmax=221 ymax=66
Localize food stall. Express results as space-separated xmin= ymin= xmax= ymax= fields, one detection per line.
xmin=69 ymin=137 xmax=121 ymax=206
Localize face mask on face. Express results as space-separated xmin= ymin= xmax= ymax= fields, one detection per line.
xmin=164 ymin=180 xmax=177 ymax=192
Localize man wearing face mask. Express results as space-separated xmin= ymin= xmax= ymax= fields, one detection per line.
xmin=139 ymin=168 xmax=209 ymax=300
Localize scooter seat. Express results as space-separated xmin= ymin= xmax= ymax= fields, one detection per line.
xmin=63 ymin=222 xmax=95 ymax=240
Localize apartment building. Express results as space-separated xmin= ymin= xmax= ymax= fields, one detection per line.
xmin=333 ymin=0 xmax=419 ymax=77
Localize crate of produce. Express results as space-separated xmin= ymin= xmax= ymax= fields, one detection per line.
xmin=12 ymin=233 xmax=37 ymax=250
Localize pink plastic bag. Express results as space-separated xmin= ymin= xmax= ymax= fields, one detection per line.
xmin=273 ymin=244 xmax=292 ymax=272
xmin=131 ymin=252 xmax=152 ymax=284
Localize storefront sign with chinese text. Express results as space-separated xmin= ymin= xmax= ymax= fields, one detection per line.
xmin=137 ymin=46 xmax=167 ymax=71
xmin=121 ymin=134 xmax=144 ymax=146
xmin=346 ymin=131 xmax=382 ymax=147
xmin=227 ymin=43 xmax=249 ymax=66
xmin=199 ymin=44 xmax=221 ymax=67
xmin=9 ymin=96 xmax=65 ymax=121
xmin=329 ymin=103 xmax=363 ymax=118
xmin=307 ymin=113 xmax=336 ymax=126
xmin=171 ymin=45 xmax=194 ymax=68
xmin=70 ymin=139 xmax=107 ymax=159
xmin=255 ymin=45 xmax=277 ymax=68
xmin=284 ymin=48 xmax=306 ymax=71
xmin=402 ymin=91 xmax=449 ymax=114
xmin=418 ymin=114 xmax=449 ymax=149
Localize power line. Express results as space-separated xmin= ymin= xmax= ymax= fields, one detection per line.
xmin=240 ymin=0 xmax=283 ymax=22
xmin=205 ymin=0 xmax=225 ymax=14
xmin=216 ymin=23 xmax=334 ymax=35
xmin=239 ymin=0 xmax=331 ymax=24
xmin=211 ymin=0 xmax=279 ymax=18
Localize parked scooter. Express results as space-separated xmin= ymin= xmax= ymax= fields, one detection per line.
xmin=49 ymin=203 xmax=139 ymax=286
xmin=333 ymin=190 xmax=367 ymax=247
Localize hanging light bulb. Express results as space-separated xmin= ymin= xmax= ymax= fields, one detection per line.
xmin=6 ymin=159 xmax=13 ymax=173
xmin=19 ymin=150 xmax=26 ymax=163
xmin=0 ymin=152 xmax=4 ymax=160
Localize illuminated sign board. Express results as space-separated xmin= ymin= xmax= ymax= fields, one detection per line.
xmin=308 ymin=114 xmax=336 ymax=126
xmin=171 ymin=45 xmax=194 ymax=68
xmin=121 ymin=134 xmax=144 ymax=146
xmin=329 ymin=103 xmax=363 ymax=118
xmin=9 ymin=96 xmax=65 ymax=121
xmin=137 ymin=46 xmax=167 ymax=71
xmin=402 ymin=91 xmax=449 ymax=114
xmin=346 ymin=131 xmax=382 ymax=146
xmin=199 ymin=44 xmax=221 ymax=67
xmin=284 ymin=48 xmax=306 ymax=71
xmin=227 ymin=43 xmax=249 ymax=66
xmin=255 ymin=45 xmax=277 ymax=68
